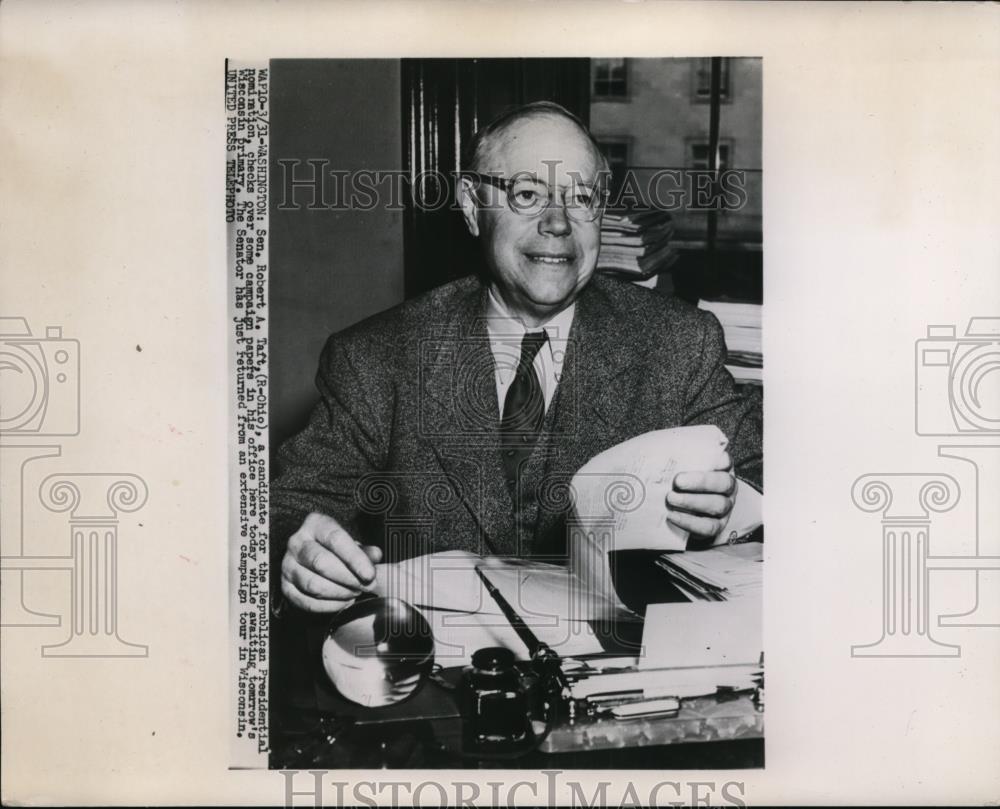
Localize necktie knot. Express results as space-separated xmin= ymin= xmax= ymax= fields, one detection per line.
xmin=518 ymin=330 xmax=548 ymax=370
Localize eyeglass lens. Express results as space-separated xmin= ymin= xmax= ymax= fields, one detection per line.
xmin=506 ymin=177 xmax=603 ymax=221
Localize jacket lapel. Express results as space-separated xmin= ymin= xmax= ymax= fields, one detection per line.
xmin=417 ymin=283 xmax=517 ymax=554
xmin=530 ymin=279 xmax=645 ymax=549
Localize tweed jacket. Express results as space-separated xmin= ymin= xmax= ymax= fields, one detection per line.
xmin=271 ymin=274 xmax=763 ymax=565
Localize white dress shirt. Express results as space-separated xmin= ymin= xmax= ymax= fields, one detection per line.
xmin=484 ymin=288 xmax=575 ymax=417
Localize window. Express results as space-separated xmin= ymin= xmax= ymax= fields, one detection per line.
xmin=597 ymin=140 xmax=629 ymax=176
xmin=689 ymin=141 xmax=731 ymax=171
xmin=592 ymin=58 xmax=628 ymax=99
xmin=693 ymin=57 xmax=730 ymax=101
xmin=596 ymin=139 xmax=630 ymax=195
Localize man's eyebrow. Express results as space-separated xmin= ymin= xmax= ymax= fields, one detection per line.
xmin=512 ymin=173 xmax=601 ymax=189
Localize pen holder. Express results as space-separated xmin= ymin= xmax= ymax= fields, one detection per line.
xmin=458 ymin=647 xmax=538 ymax=753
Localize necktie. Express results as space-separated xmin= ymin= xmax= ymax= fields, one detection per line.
xmin=500 ymin=330 xmax=549 ymax=491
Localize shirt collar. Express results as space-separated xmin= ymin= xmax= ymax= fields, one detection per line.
xmin=484 ymin=287 xmax=576 ymax=344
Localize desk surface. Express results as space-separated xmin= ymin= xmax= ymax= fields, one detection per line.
xmin=269 ymin=546 xmax=764 ymax=769
xmin=270 ymin=613 xmax=764 ymax=769
xmin=271 ymin=709 xmax=763 ymax=769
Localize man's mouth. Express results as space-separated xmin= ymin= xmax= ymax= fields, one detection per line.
xmin=524 ymin=253 xmax=574 ymax=265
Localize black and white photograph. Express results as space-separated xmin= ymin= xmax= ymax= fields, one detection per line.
xmin=257 ymin=57 xmax=764 ymax=769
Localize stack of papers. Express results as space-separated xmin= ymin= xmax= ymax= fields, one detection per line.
xmin=564 ymin=595 xmax=763 ymax=701
xmin=598 ymin=209 xmax=678 ymax=282
xmin=697 ymin=299 xmax=762 ymax=385
xmin=656 ymin=542 xmax=762 ymax=602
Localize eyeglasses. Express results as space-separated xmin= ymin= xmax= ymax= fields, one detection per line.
xmin=465 ymin=172 xmax=608 ymax=222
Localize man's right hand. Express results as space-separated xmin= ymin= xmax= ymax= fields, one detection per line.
xmin=280 ymin=512 xmax=383 ymax=613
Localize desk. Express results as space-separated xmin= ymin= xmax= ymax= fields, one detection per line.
xmin=271 ymin=677 xmax=763 ymax=769
xmin=269 ymin=576 xmax=764 ymax=770
xmin=271 ymin=709 xmax=763 ymax=769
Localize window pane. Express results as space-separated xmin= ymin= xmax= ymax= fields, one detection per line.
xmin=597 ymin=140 xmax=629 ymax=194
xmin=695 ymin=58 xmax=712 ymax=96
xmin=593 ymin=58 xmax=627 ymax=97
xmin=694 ymin=57 xmax=730 ymax=100
xmin=689 ymin=142 xmax=730 ymax=171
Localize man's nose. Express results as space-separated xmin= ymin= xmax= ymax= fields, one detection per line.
xmin=537 ymin=198 xmax=572 ymax=236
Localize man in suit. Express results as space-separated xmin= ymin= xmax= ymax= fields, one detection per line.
xmin=272 ymin=101 xmax=762 ymax=614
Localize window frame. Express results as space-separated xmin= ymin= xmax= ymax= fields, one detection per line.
xmin=591 ymin=58 xmax=631 ymax=102
xmin=686 ymin=137 xmax=734 ymax=172
xmin=596 ymin=137 xmax=632 ymax=171
xmin=691 ymin=57 xmax=732 ymax=103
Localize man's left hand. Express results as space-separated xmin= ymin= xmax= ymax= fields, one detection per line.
xmin=666 ymin=450 xmax=736 ymax=541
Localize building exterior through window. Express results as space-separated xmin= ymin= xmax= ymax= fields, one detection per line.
xmin=589 ymin=57 xmax=761 ymax=305
xmin=592 ymin=58 xmax=628 ymax=99
xmin=589 ymin=57 xmax=761 ymax=249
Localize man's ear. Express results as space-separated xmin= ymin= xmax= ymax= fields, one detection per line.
xmin=457 ymin=176 xmax=480 ymax=237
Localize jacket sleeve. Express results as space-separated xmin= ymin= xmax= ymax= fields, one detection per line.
xmin=269 ymin=332 xmax=390 ymax=571
xmin=681 ymin=310 xmax=763 ymax=491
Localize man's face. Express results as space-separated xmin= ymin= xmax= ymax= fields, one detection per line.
xmin=462 ymin=115 xmax=604 ymax=324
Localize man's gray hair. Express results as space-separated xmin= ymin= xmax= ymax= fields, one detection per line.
xmin=462 ymin=100 xmax=609 ymax=176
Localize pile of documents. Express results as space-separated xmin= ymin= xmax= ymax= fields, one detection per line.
xmin=656 ymin=542 xmax=762 ymax=602
xmin=597 ymin=208 xmax=678 ymax=288
xmin=560 ymin=595 xmax=763 ymax=718
xmin=696 ymin=298 xmax=762 ymax=385
xmin=567 ymin=657 xmax=761 ymax=700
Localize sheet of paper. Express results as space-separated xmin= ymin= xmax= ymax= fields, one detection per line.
xmin=371 ymin=550 xmax=506 ymax=614
xmin=479 ymin=564 xmax=632 ymax=623
xmin=424 ymin=606 xmax=605 ymax=668
xmin=567 ymin=425 xmax=730 ymax=617
xmin=638 ymin=600 xmax=762 ymax=670
xmin=570 ymin=424 xmax=730 ymax=552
